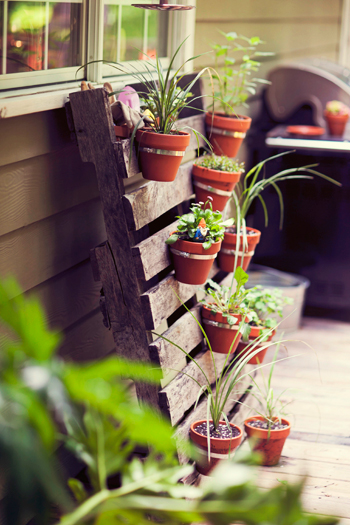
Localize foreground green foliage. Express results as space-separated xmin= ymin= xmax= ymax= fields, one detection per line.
xmin=0 ymin=277 xmax=337 ymax=525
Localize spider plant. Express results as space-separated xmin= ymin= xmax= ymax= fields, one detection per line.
xmin=229 ymin=150 xmax=342 ymax=273
xmin=246 ymin=342 xmax=293 ymax=435
xmin=77 ymin=37 xmax=215 ymax=149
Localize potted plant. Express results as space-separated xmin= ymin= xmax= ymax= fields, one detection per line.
xmin=206 ymin=32 xmax=274 ymax=157
xmin=155 ymin=289 xmax=289 ymax=476
xmin=79 ymin=38 xmax=213 ymax=182
xmin=165 ymin=199 xmax=233 ymax=285
xmin=192 ymin=154 xmax=245 ymax=212
xmin=236 ymin=286 xmax=293 ymax=364
xmin=218 ymin=151 xmax=341 ymax=273
xmin=244 ymin=345 xmax=292 ymax=466
xmin=324 ymin=100 xmax=350 ymax=137
xmin=200 ymin=267 xmax=252 ymax=355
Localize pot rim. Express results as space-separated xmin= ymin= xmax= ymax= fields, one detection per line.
xmin=172 ymin=238 xmax=222 ymax=255
xmin=136 ymin=128 xmax=191 ymax=138
xmin=244 ymin=415 xmax=291 ymax=434
xmin=191 ymin=419 xmax=243 ymax=444
xmin=201 ymin=304 xmax=242 ymax=323
xmin=193 ymin=163 xmax=242 ymax=178
xmin=324 ymin=110 xmax=349 ymax=120
xmin=206 ymin=111 xmax=252 ymax=122
xmin=224 ymin=226 xmax=261 ymax=240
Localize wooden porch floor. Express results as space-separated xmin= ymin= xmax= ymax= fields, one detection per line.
xmin=237 ymin=317 xmax=350 ymax=524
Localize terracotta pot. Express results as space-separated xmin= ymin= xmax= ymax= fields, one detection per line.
xmin=201 ymin=305 xmax=243 ymax=354
xmin=324 ymin=111 xmax=349 ymax=136
xmin=236 ymin=330 xmax=275 ymax=365
xmin=190 ymin=419 xmax=243 ymax=475
xmin=205 ymin=112 xmax=252 ymax=158
xmin=244 ymin=416 xmax=291 ymax=466
xmin=136 ymin=129 xmax=190 ymax=182
xmin=192 ymin=164 xmax=242 ymax=212
xmin=170 ymin=239 xmax=221 ymax=285
xmin=218 ymin=227 xmax=261 ymax=272
xmin=114 ymin=124 xmax=131 ymax=139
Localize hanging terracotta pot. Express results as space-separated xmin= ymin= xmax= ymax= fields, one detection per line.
xmin=192 ymin=163 xmax=242 ymax=212
xmin=244 ymin=416 xmax=291 ymax=466
xmin=236 ymin=329 xmax=275 ymax=365
xmin=201 ymin=305 xmax=243 ymax=354
xmin=190 ymin=419 xmax=242 ymax=475
xmin=324 ymin=111 xmax=349 ymax=136
xmin=218 ymin=227 xmax=261 ymax=273
xmin=170 ymin=239 xmax=221 ymax=285
xmin=205 ymin=112 xmax=252 ymax=158
xmin=136 ymin=129 xmax=190 ymax=182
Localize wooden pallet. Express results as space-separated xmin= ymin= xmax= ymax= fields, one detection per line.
xmin=67 ymin=80 xmax=254 ymax=464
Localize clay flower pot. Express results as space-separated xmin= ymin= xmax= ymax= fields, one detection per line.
xmin=136 ymin=129 xmax=190 ymax=182
xmin=244 ymin=416 xmax=291 ymax=466
xmin=114 ymin=124 xmax=131 ymax=139
xmin=201 ymin=305 xmax=243 ymax=354
xmin=205 ymin=112 xmax=252 ymax=158
xmin=218 ymin=227 xmax=261 ymax=273
xmin=236 ymin=329 xmax=275 ymax=365
xmin=324 ymin=111 xmax=349 ymax=137
xmin=190 ymin=419 xmax=242 ymax=475
xmin=192 ymin=163 xmax=242 ymax=212
xmin=170 ymin=239 xmax=221 ymax=285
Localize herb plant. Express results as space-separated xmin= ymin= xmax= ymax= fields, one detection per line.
xmin=195 ymin=154 xmax=245 ymax=173
xmin=242 ymin=286 xmax=293 ymax=341
xmin=247 ymin=344 xmax=293 ymax=433
xmin=166 ymin=199 xmax=233 ymax=249
xmin=210 ymin=32 xmax=274 ymax=115
xmin=201 ymin=267 xmax=252 ymax=331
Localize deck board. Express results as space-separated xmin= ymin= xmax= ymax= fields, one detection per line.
xmin=242 ymin=317 xmax=350 ymax=520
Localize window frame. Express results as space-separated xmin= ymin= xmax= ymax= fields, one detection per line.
xmin=0 ymin=0 xmax=195 ymax=92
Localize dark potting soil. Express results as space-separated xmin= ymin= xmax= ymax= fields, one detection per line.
xmin=247 ymin=420 xmax=288 ymax=431
xmin=195 ymin=422 xmax=240 ymax=439
xmin=225 ymin=227 xmax=256 ymax=235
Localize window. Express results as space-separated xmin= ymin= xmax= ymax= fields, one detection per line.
xmin=0 ymin=0 xmax=172 ymax=91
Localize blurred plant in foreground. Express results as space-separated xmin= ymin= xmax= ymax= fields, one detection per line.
xmin=0 ymin=277 xmax=337 ymax=525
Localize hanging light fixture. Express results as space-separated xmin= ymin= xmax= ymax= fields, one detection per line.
xmin=132 ymin=0 xmax=194 ymax=11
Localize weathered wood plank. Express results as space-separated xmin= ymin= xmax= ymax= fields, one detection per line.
xmin=159 ymin=349 xmax=252 ymax=426
xmin=69 ymin=88 xmax=158 ymax=406
xmin=175 ymin=369 xmax=255 ymax=463
xmin=122 ymin=160 xmax=194 ymax=231
xmin=132 ymin=220 xmax=177 ymax=281
xmin=141 ymin=273 xmax=197 ymax=331
xmin=140 ymin=262 xmax=220 ymax=331
xmin=149 ymin=305 xmax=202 ymax=370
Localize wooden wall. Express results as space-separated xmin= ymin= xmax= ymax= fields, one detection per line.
xmin=194 ymin=0 xmax=343 ymax=98
xmin=0 ymin=108 xmax=115 ymax=361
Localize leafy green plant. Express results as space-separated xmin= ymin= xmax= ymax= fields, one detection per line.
xmin=241 ymin=285 xmax=293 ymax=341
xmin=195 ymin=153 xmax=245 ymax=173
xmin=210 ymin=32 xmax=274 ymax=115
xmin=325 ymin=100 xmax=350 ymax=115
xmin=0 ymin=277 xmax=338 ymax=525
xmin=165 ymin=198 xmax=233 ymax=249
xmin=201 ymin=266 xmax=252 ymax=329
